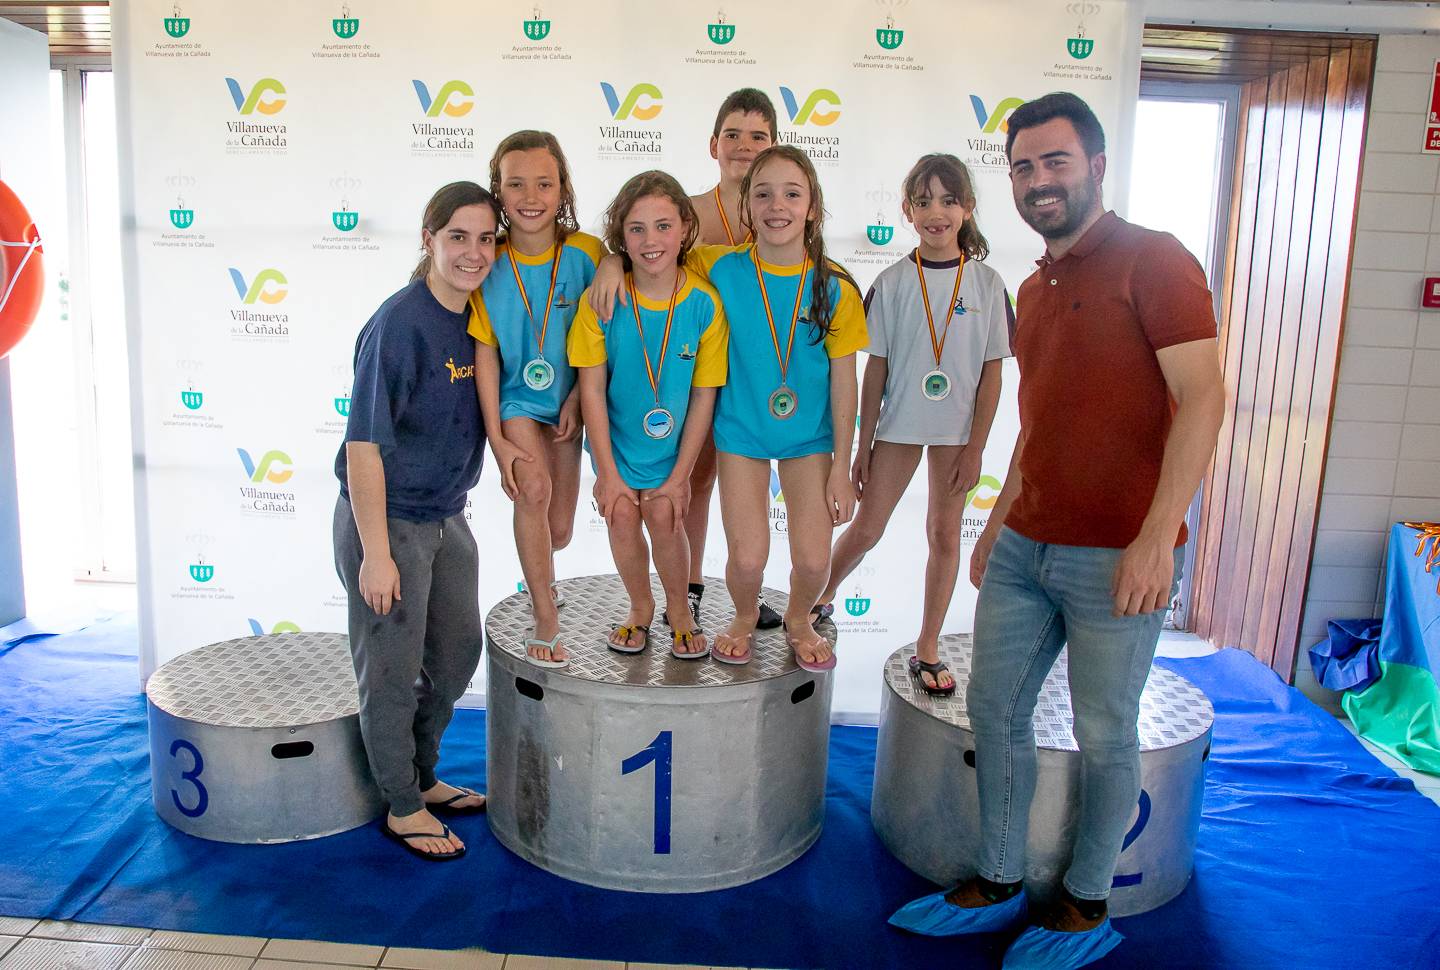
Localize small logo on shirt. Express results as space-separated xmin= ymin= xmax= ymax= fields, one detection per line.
xmin=677 ymin=343 xmax=695 ymax=360
xmin=445 ymin=357 xmax=475 ymax=383
xmin=952 ymin=297 xmax=967 ymax=316
xmin=552 ymin=284 xmax=573 ymax=311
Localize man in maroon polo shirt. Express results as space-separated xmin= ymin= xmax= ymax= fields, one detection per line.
xmin=889 ymin=93 xmax=1226 ymax=967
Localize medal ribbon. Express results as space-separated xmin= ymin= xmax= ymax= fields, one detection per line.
xmin=752 ymin=252 xmax=809 ymax=389
xmin=912 ymin=250 xmax=966 ymax=368
xmin=627 ymin=270 xmax=682 ymax=406
xmin=713 ymin=186 xmax=753 ymax=246
xmin=508 ymin=244 xmax=564 ymax=360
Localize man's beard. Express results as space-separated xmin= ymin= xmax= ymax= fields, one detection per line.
xmin=1019 ymin=178 xmax=1099 ymax=240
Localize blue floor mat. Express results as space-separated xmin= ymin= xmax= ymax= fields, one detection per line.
xmin=2 ymin=616 xmax=1438 ymax=969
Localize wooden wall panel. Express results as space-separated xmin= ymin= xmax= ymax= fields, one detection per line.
xmin=1190 ymin=38 xmax=1374 ymax=679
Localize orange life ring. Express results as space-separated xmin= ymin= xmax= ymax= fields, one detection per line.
xmin=0 ymin=178 xmax=45 ymax=360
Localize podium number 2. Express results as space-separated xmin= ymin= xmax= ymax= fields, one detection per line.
xmin=621 ymin=730 xmax=672 ymax=854
xmin=1111 ymin=788 xmax=1152 ymax=888
xmin=169 ymin=739 xmax=209 ymax=819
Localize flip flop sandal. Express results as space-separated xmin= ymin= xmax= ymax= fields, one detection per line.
xmin=712 ymin=631 xmax=754 ymax=665
xmin=908 ymin=655 xmax=957 ymax=697
xmin=521 ymin=581 xmax=566 ymax=608
xmin=809 ymin=602 xmax=835 ymax=624
xmin=524 ymin=633 xmax=569 ymax=668
xmin=783 ymin=621 xmax=837 ymax=672
xmin=381 ymin=821 xmax=466 ymax=861
xmin=671 ymin=628 xmax=710 ymax=660
xmin=427 ymin=787 xmax=487 ymax=816
xmin=607 ymin=623 xmax=650 ymax=655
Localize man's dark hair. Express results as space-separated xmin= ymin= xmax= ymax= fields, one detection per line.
xmin=1004 ymin=92 xmax=1106 ymax=160
xmin=712 ymin=87 xmax=778 ymax=141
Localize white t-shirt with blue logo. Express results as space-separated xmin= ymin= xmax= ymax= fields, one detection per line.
xmin=865 ymin=251 xmax=1012 ymax=447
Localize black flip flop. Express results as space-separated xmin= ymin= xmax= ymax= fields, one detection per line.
xmin=810 ymin=602 xmax=835 ymax=625
xmin=381 ymin=821 xmax=466 ymax=861
xmin=428 ymin=787 xmax=487 ymax=816
xmin=908 ymin=655 xmax=956 ymax=697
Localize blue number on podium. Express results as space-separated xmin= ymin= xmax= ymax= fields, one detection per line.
xmin=169 ymin=738 xmax=209 ymax=818
xmin=621 ymin=730 xmax=673 ymax=854
xmin=1111 ymin=788 xmax=1152 ymax=888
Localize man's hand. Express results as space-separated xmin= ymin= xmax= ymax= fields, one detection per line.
xmin=1111 ymin=533 xmax=1175 ymax=616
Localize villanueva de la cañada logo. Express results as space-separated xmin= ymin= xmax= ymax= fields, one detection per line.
xmin=334 ymin=388 xmax=351 ymax=418
xmin=506 ymin=3 xmax=570 ymax=62
xmin=1067 ymin=1 xmax=1097 ymax=59
xmin=867 ymin=211 xmax=894 ymax=246
xmin=224 ymin=77 xmax=287 ymax=155
xmin=164 ymin=359 xmax=222 ymax=432
xmin=155 ymin=173 xmax=211 ymax=250
xmin=411 ymin=80 xmax=476 ymax=155
xmin=874 ymin=0 xmax=904 ymax=49
xmin=249 ymin=618 xmax=302 ymax=636
xmin=332 ymin=2 xmax=359 ymax=38
xmin=524 ymin=4 xmax=551 ymax=39
xmin=227 ymin=266 xmax=290 ymax=342
xmin=965 ymin=95 xmax=1025 ymax=172
xmin=237 ymin=448 xmax=297 ymax=517
xmin=845 ymin=586 xmax=872 ymax=617
xmin=598 ymin=82 xmax=664 ymax=159
xmin=778 ymin=86 xmax=842 ymax=164
xmin=172 ymin=533 xmax=233 ymax=603
xmin=708 ymin=8 xmax=735 ymax=45
xmin=960 ymin=474 xmax=1004 ymax=545
xmin=316 ymin=175 xmax=377 ymax=254
xmin=163 ymin=2 xmax=189 ymax=37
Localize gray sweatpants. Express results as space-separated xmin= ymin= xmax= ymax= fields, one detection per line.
xmin=332 ymin=495 xmax=483 ymax=816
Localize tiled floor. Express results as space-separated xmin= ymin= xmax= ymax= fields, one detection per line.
xmin=0 ymin=920 xmax=749 ymax=970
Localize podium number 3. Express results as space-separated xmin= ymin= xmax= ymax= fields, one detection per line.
xmin=621 ymin=730 xmax=672 ymax=854
xmin=170 ymin=739 xmax=209 ymax=818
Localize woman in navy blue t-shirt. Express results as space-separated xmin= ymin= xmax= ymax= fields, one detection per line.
xmin=333 ymin=181 xmax=498 ymax=861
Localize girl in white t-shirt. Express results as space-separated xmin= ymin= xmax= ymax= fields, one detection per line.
xmin=815 ymin=153 xmax=1011 ymax=695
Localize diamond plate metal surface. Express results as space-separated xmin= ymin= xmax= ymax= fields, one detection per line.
xmin=485 ymin=574 xmax=837 ymax=687
xmin=146 ymin=632 xmax=358 ymax=727
xmin=884 ymin=634 xmax=1213 ymax=752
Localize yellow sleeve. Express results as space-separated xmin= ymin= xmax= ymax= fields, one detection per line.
xmin=567 ymin=230 xmax=607 ymax=269
xmin=566 ymin=292 xmax=608 ymax=367
xmin=824 ymin=276 xmax=868 ymax=358
xmin=684 ymin=243 xmax=738 ymax=283
xmin=467 ymin=290 xmax=497 ymax=346
xmin=692 ymin=289 xmax=729 ymax=388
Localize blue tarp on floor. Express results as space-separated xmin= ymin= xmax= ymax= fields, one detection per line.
xmin=2 ymin=615 xmax=1439 ymax=969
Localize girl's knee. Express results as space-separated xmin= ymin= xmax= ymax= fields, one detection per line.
xmin=517 ymin=472 xmax=552 ymax=509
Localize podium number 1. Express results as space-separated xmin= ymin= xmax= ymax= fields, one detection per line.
xmin=621 ymin=730 xmax=673 ymax=854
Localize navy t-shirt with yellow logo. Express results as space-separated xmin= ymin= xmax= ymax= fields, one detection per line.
xmin=335 ymin=278 xmax=486 ymax=522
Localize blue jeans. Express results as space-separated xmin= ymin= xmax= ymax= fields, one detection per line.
xmin=968 ymin=527 xmax=1182 ymax=900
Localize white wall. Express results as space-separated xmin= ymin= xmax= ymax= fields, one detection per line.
xmin=1296 ymin=34 xmax=1440 ymax=712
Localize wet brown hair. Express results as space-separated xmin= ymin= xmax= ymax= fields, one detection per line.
xmin=739 ymin=145 xmax=858 ymax=344
xmin=712 ymin=87 xmax=778 ymax=141
xmin=411 ymin=180 xmax=502 ymax=282
xmin=903 ymin=153 xmax=990 ymax=260
xmin=602 ymin=170 xmax=700 ymax=273
xmin=487 ymin=130 xmax=580 ymax=245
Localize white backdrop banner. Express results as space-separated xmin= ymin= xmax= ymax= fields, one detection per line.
xmin=114 ymin=0 xmax=1141 ymax=717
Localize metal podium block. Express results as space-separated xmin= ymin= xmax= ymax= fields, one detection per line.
xmin=484 ymin=574 xmax=837 ymax=892
xmin=146 ymin=632 xmax=384 ymax=844
xmin=871 ymin=636 xmax=1213 ymax=917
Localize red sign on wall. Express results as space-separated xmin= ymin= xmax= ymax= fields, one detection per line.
xmin=1425 ymin=60 xmax=1440 ymax=153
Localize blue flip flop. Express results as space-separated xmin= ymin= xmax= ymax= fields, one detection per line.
xmin=888 ymin=886 xmax=1028 ymax=936
xmin=1001 ymin=920 xmax=1123 ymax=969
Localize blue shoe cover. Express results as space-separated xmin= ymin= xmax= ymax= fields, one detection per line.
xmin=887 ymin=887 xmax=1027 ymax=936
xmin=1001 ymin=919 xmax=1123 ymax=969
